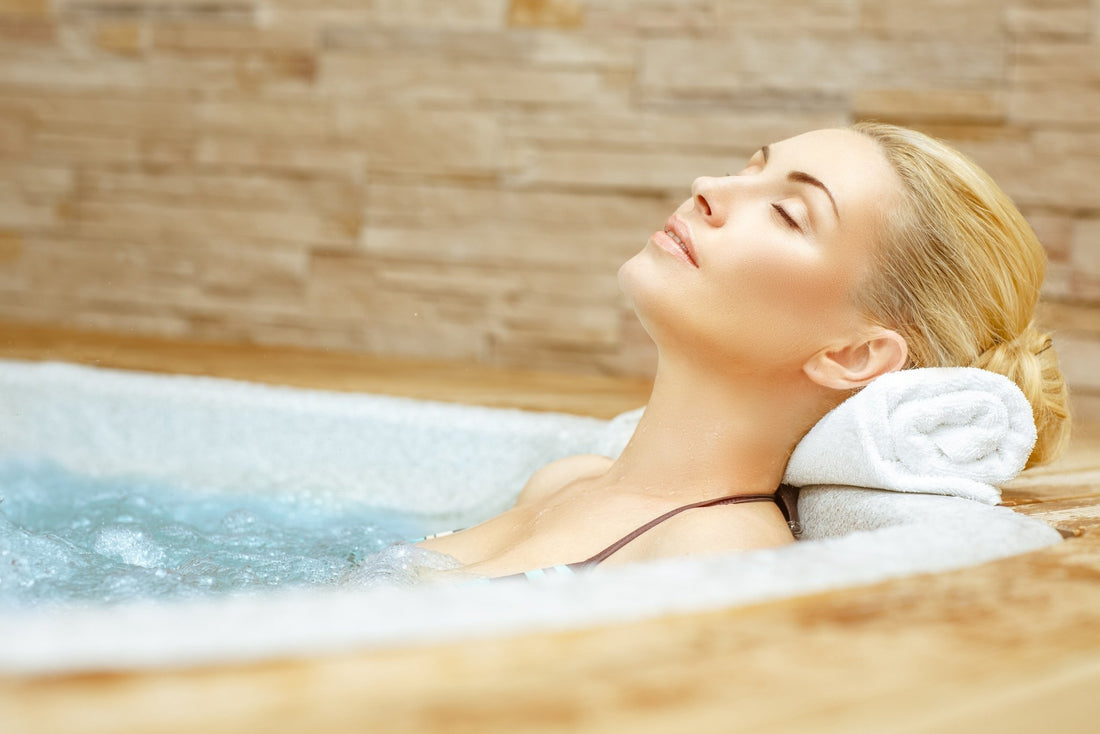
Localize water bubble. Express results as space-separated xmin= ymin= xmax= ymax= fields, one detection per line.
xmin=0 ymin=459 xmax=436 ymax=608
xmin=221 ymin=509 xmax=256 ymax=533
xmin=93 ymin=526 xmax=166 ymax=568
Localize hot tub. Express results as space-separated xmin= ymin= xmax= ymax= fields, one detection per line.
xmin=0 ymin=358 xmax=1062 ymax=675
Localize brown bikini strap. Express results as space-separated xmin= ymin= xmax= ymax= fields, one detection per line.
xmin=570 ymin=484 xmax=802 ymax=570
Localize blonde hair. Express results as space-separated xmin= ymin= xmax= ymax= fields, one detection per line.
xmin=851 ymin=122 xmax=1070 ymax=467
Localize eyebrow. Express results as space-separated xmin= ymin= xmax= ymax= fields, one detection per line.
xmin=760 ymin=144 xmax=840 ymax=222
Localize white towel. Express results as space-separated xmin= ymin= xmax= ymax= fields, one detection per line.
xmin=782 ymin=367 xmax=1037 ymax=504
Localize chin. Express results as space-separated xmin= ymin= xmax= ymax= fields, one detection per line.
xmin=616 ymin=256 xmax=641 ymax=301
xmin=617 ymin=254 xmax=681 ymax=346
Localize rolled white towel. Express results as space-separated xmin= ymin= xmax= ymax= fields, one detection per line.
xmin=782 ymin=367 xmax=1037 ymax=504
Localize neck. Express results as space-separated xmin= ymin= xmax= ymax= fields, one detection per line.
xmin=605 ymin=354 xmax=829 ymax=502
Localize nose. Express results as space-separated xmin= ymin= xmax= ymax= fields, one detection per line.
xmin=691 ymin=175 xmax=728 ymax=227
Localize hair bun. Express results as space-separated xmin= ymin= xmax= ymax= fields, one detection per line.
xmin=970 ymin=324 xmax=1070 ymax=468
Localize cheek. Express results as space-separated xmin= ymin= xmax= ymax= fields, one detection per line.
xmin=711 ymin=249 xmax=854 ymax=340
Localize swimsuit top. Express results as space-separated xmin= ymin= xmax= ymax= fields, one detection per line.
xmin=497 ymin=483 xmax=803 ymax=581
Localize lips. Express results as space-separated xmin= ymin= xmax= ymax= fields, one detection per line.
xmin=663 ymin=216 xmax=698 ymax=267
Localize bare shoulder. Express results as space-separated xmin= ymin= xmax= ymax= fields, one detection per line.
xmin=599 ymin=500 xmax=795 ymax=566
xmin=513 ymin=454 xmax=613 ymax=507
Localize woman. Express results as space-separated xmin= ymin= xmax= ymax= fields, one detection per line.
xmin=418 ymin=123 xmax=1070 ymax=579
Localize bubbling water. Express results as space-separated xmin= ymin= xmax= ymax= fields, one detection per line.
xmin=0 ymin=459 xmax=462 ymax=609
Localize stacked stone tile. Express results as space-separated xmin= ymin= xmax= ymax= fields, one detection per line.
xmin=0 ymin=0 xmax=1097 ymax=411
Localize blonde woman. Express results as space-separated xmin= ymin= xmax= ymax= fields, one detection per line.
xmin=418 ymin=123 xmax=1070 ymax=579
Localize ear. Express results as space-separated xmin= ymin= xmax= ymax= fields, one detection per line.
xmin=803 ymin=327 xmax=908 ymax=390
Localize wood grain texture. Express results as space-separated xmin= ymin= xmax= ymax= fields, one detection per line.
xmin=1 ymin=324 xmax=1098 ymax=734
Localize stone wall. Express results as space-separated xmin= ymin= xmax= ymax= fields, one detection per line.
xmin=1 ymin=0 xmax=1098 ymax=409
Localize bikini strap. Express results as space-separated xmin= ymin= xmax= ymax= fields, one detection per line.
xmin=570 ymin=484 xmax=802 ymax=570
xmin=776 ymin=483 xmax=803 ymax=539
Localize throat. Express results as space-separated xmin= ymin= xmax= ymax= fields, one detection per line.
xmin=607 ymin=366 xmax=806 ymax=500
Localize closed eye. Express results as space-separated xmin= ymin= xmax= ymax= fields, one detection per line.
xmin=772 ymin=203 xmax=801 ymax=231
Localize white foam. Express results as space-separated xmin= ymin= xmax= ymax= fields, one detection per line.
xmin=0 ymin=359 xmax=1062 ymax=675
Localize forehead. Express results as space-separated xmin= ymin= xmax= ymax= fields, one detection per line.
xmin=768 ymin=128 xmax=899 ymax=227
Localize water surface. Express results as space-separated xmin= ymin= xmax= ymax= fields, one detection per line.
xmin=0 ymin=459 xmax=448 ymax=609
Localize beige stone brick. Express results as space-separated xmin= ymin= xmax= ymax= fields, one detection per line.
xmin=57 ymin=0 xmax=257 ymax=23
xmin=324 ymin=25 xmax=637 ymax=70
xmin=854 ymin=39 xmax=1009 ymax=87
xmin=591 ymin=312 xmax=656 ymax=378
xmin=852 ymin=89 xmax=1006 ymax=124
xmin=0 ymin=51 xmax=144 ymax=90
xmin=95 ymin=23 xmax=148 ymax=56
xmin=0 ymin=110 xmax=28 ymax=155
xmin=502 ymin=109 xmax=847 ymax=154
xmin=1005 ymin=5 xmax=1094 ymax=38
xmin=1032 ymin=129 xmax=1100 ymax=160
xmin=0 ymin=229 xmax=22 ymax=264
xmin=361 ymin=225 xmax=637 ymax=269
xmin=496 ymin=295 xmax=621 ymax=347
xmin=0 ymin=163 xmax=75 ymax=198
xmin=196 ymin=98 xmax=338 ymax=138
xmin=321 ymin=25 xmax=526 ymax=60
xmin=195 ymin=135 xmax=366 ymax=180
xmin=1042 ymin=262 xmax=1074 ymax=301
xmin=20 ymin=235 xmax=310 ymax=318
xmin=151 ymin=23 xmax=315 ymax=52
xmin=195 ymin=246 xmax=309 ymax=309
xmin=365 ymin=182 xmax=667 ymax=233
xmin=78 ymin=169 xmax=361 ymax=215
xmin=508 ymin=0 xmax=584 ymax=29
xmin=0 ymin=299 xmax=196 ymax=339
xmin=1025 ymin=210 xmax=1075 ymax=263
xmin=307 ymin=252 xmax=498 ymax=346
xmin=859 ymin=0 xmax=1003 ymax=39
xmin=372 ymin=0 xmax=508 ymax=29
xmin=16 ymin=236 xmax=196 ymax=306
xmin=1013 ymin=42 xmax=1100 ymax=85
xmin=7 ymin=91 xmax=200 ymax=132
xmin=524 ymin=30 xmax=636 ymax=70
xmin=1062 ymin=268 xmax=1100 ymax=304
xmin=27 ymin=129 xmax=141 ymax=165
xmin=511 ymin=146 xmax=725 ymax=194
xmin=1009 ymin=87 xmax=1100 ymax=125
xmin=713 ymin=0 xmax=857 ymax=35
xmin=371 ymin=260 xmax=515 ymax=299
xmin=0 ymin=179 xmax=60 ymax=229
xmin=1068 ymin=391 xmax=1100 ymax=423
xmin=1038 ymin=300 xmax=1100 ymax=336
xmin=30 ymin=129 xmax=194 ymax=167
xmin=337 ymin=108 xmax=502 ymax=175
xmin=262 ymin=7 xmax=378 ymax=38
xmin=231 ymin=51 xmax=317 ymax=93
xmin=640 ymin=37 xmax=1006 ymax=99
xmin=63 ymin=199 xmax=358 ymax=247
xmin=0 ymin=18 xmax=56 ymax=46
xmin=1071 ymin=219 xmax=1100 ymax=277
xmin=1051 ymin=331 xmax=1100 ymax=392
xmin=373 ymin=258 xmax=619 ymax=304
xmin=306 ymin=250 xmax=386 ymax=320
xmin=584 ymin=0 xmax=717 ymax=33
xmin=319 ymin=53 xmax=623 ymax=106
xmin=954 ymin=136 xmax=1100 ymax=212
xmin=0 ymin=0 xmax=50 ymax=17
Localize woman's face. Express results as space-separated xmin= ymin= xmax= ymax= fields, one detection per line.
xmin=619 ymin=128 xmax=902 ymax=373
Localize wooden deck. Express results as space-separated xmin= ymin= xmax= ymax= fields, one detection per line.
xmin=2 ymin=323 xmax=1098 ymax=734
